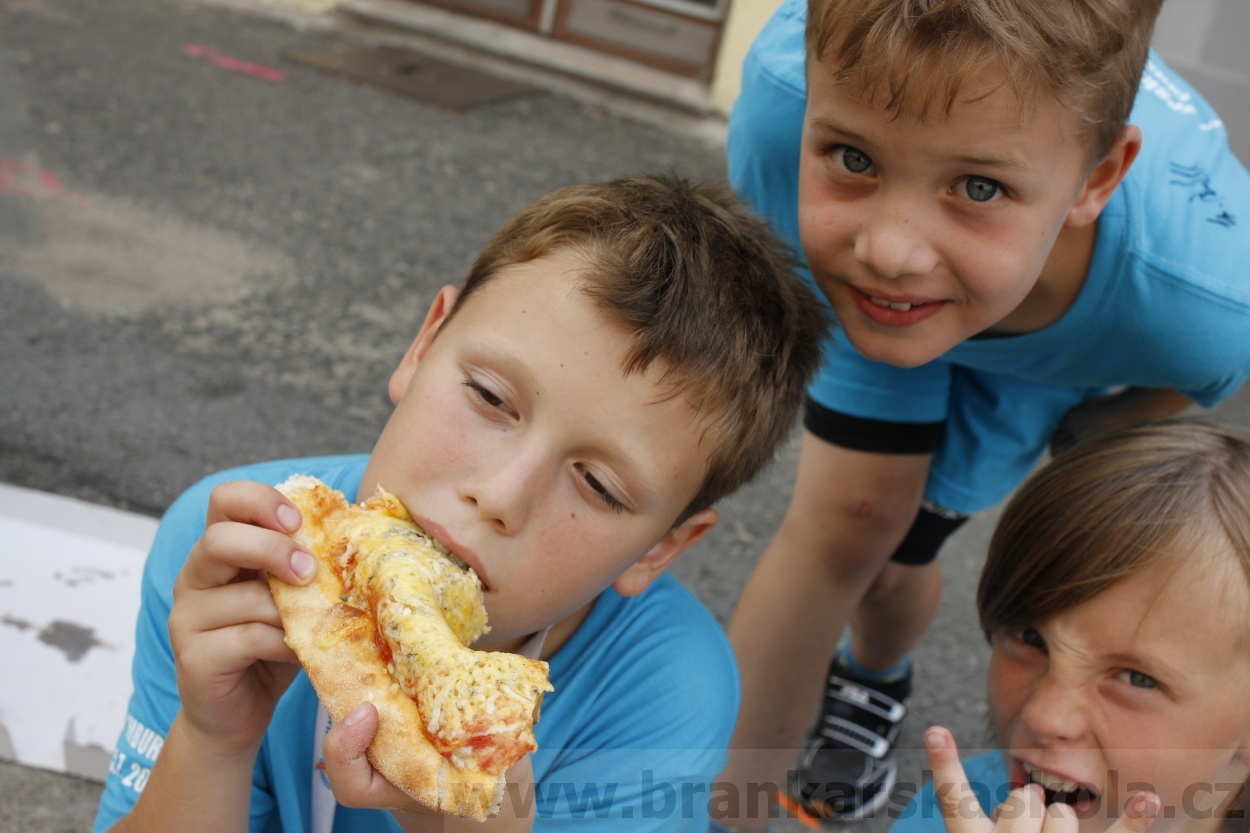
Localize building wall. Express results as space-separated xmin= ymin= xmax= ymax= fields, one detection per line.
xmin=708 ymin=0 xmax=781 ymax=114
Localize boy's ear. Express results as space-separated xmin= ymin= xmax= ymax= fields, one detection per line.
xmin=1065 ymin=125 xmax=1142 ymax=228
xmin=388 ymin=285 xmax=459 ymax=406
xmin=612 ymin=508 xmax=719 ymax=598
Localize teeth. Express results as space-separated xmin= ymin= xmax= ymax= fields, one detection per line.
xmin=869 ymin=295 xmax=914 ymax=312
xmin=1027 ymin=767 xmax=1081 ymax=794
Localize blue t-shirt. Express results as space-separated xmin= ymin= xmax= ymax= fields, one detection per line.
xmin=92 ymin=456 xmax=739 ymax=833
xmin=728 ymin=0 xmax=1250 ymax=514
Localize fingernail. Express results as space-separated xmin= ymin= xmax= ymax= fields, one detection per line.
xmin=291 ymin=550 xmax=316 ymax=581
xmin=344 ymin=703 xmax=369 ymax=726
xmin=277 ymin=503 xmax=301 ymax=532
xmin=1132 ymin=793 xmax=1160 ymax=820
xmin=924 ymin=728 xmax=946 ymax=751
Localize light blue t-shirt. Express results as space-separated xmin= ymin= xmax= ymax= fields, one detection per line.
xmin=92 ymin=456 xmax=739 ymax=833
xmin=728 ymin=0 xmax=1250 ymax=514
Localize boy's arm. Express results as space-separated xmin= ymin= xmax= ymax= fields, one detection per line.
xmin=1051 ymin=386 xmax=1194 ymax=456
xmin=105 ymin=711 xmax=264 ymax=833
xmin=104 ymin=481 xmax=316 ymax=833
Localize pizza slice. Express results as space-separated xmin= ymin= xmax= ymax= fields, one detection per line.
xmin=268 ymin=475 xmax=553 ymax=820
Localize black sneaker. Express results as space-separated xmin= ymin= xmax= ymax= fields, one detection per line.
xmin=788 ymin=659 xmax=911 ymax=823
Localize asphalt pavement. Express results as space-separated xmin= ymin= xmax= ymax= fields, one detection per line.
xmin=2 ymin=1 xmax=1248 ymax=831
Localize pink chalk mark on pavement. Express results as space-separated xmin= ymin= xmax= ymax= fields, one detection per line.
xmin=183 ymin=44 xmax=287 ymax=82
xmin=0 ymin=158 xmax=63 ymax=198
xmin=1 ymin=158 xmax=92 ymax=207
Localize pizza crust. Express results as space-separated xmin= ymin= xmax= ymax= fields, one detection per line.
xmin=267 ymin=475 xmax=530 ymax=819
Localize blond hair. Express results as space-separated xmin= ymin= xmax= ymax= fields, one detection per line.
xmin=453 ymin=174 xmax=828 ymax=521
xmin=978 ymin=420 xmax=1250 ymax=638
xmin=806 ymin=0 xmax=1165 ymax=163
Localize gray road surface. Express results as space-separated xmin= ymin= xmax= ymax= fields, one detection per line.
xmin=2 ymin=1 xmax=1248 ymax=831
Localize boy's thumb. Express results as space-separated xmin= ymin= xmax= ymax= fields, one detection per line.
xmin=328 ymin=702 xmax=378 ymax=760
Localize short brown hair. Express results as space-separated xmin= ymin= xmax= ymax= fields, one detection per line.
xmin=805 ymin=0 xmax=1166 ymax=163
xmin=454 ymin=173 xmax=828 ymax=521
xmin=978 ymin=419 xmax=1250 ymax=639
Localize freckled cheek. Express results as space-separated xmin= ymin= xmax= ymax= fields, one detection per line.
xmin=1126 ymin=717 xmax=1244 ymax=782
xmin=388 ymin=432 xmax=482 ymax=496
xmin=947 ymin=244 xmax=1032 ymax=304
xmin=522 ymin=537 xmax=620 ymax=613
xmin=800 ymin=196 xmax=857 ymax=249
xmin=405 ymin=411 xmax=469 ymax=465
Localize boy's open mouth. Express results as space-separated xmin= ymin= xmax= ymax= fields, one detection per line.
xmin=1025 ymin=766 xmax=1098 ymax=808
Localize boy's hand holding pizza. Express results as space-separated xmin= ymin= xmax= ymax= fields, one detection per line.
xmin=170 ymin=479 xmax=539 ymax=832
xmin=168 ymin=480 xmax=313 ymax=757
xmin=319 ymin=703 xmax=536 ymax=832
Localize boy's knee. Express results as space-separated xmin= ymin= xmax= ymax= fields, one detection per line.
xmin=803 ymin=521 xmax=913 ymax=588
xmin=861 ymin=560 xmax=939 ymax=607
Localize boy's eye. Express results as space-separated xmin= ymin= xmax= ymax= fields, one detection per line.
xmin=963 ymin=175 xmax=1001 ymax=202
xmin=1020 ymin=626 xmax=1047 ymax=651
xmin=576 ymin=464 xmax=625 ymax=514
xmin=1126 ymin=670 xmax=1159 ymax=689
xmin=463 ymin=378 xmax=505 ymax=410
xmin=838 ymin=146 xmax=873 ymax=174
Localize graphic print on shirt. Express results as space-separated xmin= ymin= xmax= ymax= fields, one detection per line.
xmin=107 ymin=714 xmax=164 ymax=796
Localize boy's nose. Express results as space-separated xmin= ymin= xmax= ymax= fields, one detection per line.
xmin=1019 ymin=672 xmax=1090 ymax=744
xmin=458 ymin=446 xmax=546 ymax=535
xmin=852 ymin=202 xmax=938 ymax=280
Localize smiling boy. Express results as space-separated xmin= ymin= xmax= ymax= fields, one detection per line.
xmin=90 ymin=174 xmax=827 ymax=833
xmin=716 ymin=0 xmax=1250 ymax=828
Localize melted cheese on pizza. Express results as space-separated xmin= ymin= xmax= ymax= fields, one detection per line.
xmin=330 ymin=490 xmax=553 ymax=776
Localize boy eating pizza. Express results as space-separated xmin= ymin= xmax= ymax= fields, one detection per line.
xmin=91 ymin=174 xmax=827 ymax=833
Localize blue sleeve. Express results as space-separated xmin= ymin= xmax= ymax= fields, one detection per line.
xmin=726 ymin=0 xmax=808 ymax=258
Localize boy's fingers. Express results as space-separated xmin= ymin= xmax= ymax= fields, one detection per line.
xmin=321 ymin=704 xmax=412 ymax=810
xmin=194 ymin=481 xmax=310 ymax=586
xmin=1039 ymin=794 xmax=1079 ymax=833
xmin=179 ymin=521 xmax=316 ymax=592
xmin=924 ymin=727 xmax=992 ymax=833
xmin=1113 ymin=792 xmax=1161 ymax=833
xmin=993 ymin=785 xmax=1046 ymax=833
xmin=176 ymin=623 xmax=298 ymax=678
xmin=171 ymin=581 xmax=285 ymax=635
xmin=204 ymin=481 xmax=303 ymax=533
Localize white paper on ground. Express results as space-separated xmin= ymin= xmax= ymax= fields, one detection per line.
xmin=0 ymin=482 xmax=156 ymax=781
